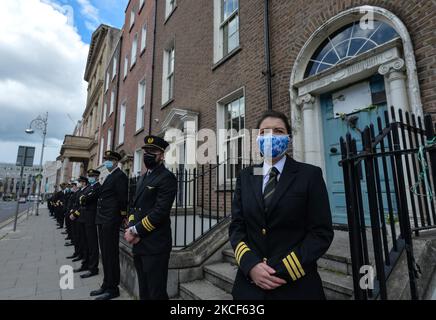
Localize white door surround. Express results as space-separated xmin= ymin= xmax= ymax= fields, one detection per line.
xmin=159 ymin=108 xmax=199 ymax=169
xmin=289 ymin=6 xmax=424 ymax=174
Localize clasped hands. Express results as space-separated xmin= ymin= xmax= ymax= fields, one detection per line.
xmin=124 ymin=227 xmax=140 ymax=245
xmin=249 ymin=262 xmax=287 ymax=290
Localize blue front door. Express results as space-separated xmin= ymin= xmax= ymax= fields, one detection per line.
xmin=321 ymin=74 xmax=390 ymax=225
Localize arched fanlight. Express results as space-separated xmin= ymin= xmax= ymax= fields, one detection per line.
xmin=304 ymin=20 xmax=399 ymax=78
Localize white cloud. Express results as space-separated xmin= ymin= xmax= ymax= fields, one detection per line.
xmin=0 ymin=0 xmax=89 ymax=165
xmin=76 ymin=0 xmax=101 ymax=31
xmin=41 ymin=0 xmax=75 ymax=26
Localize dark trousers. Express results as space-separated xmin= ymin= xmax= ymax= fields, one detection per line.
xmin=85 ymin=224 xmax=99 ymax=273
xmin=56 ymin=209 xmax=64 ymax=227
xmin=78 ymin=222 xmax=88 ymax=268
xmin=65 ymin=214 xmax=72 ymax=239
xmin=133 ymin=253 xmax=170 ymax=300
xmin=72 ymin=220 xmax=81 ymax=256
xmin=98 ymin=222 xmax=121 ymax=293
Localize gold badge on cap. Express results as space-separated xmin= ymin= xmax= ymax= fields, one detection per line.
xmin=148 ymin=137 xmax=154 ymax=144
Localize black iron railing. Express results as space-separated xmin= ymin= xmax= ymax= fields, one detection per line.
xmin=127 ymin=157 xmax=253 ymax=249
xmin=340 ymin=106 xmax=436 ymax=300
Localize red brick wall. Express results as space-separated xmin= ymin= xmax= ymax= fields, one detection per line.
xmin=100 ymin=42 xmax=121 ymax=167
xmin=146 ymin=0 xmax=435 ymax=138
xmin=114 ymin=0 xmax=156 ymax=176
xmin=269 ymin=0 xmax=436 ymax=118
xmin=150 ymin=0 xmax=268 ymax=137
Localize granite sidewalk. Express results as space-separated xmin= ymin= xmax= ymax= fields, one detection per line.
xmin=0 ymin=206 xmax=132 ymax=300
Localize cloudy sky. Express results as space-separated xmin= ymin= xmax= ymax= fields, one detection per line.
xmin=0 ymin=0 xmax=127 ymax=165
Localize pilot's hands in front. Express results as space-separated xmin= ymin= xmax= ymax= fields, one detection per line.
xmin=249 ymin=262 xmax=286 ymax=290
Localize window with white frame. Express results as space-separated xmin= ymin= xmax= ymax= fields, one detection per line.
xmin=213 ymin=0 xmax=239 ymax=62
xmin=102 ymin=103 xmax=107 ymax=124
xmin=136 ymin=80 xmax=146 ymax=131
xmin=131 ymin=34 xmax=138 ymax=67
xmin=110 ymin=90 xmax=115 ymax=114
xmin=161 ymin=45 xmax=175 ymax=104
xmin=165 ymin=0 xmax=176 ymax=19
xmin=119 ymin=103 xmax=126 ymax=145
xmin=107 ymin=128 xmax=112 ymax=151
xmin=133 ymin=149 xmax=142 ymax=177
xmin=218 ymin=92 xmax=245 ymax=181
xmin=130 ymin=7 xmax=136 ymax=29
xmin=99 ymin=137 xmax=105 ymax=165
xmin=112 ymin=56 xmax=117 ymax=80
xmin=140 ymin=23 xmax=147 ymax=52
xmin=124 ymin=55 xmax=128 ymax=78
xmin=105 ymin=72 xmax=110 ymax=92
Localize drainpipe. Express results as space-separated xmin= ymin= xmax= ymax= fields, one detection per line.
xmin=112 ymin=35 xmax=123 ymax=151
xmin=263 ymin=0 xmax=273 ymax=110
xmin=148 ymin=0 xmax=158 ymax=135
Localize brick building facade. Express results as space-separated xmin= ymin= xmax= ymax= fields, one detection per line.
xmin=143 ymin=0 xmax=435 ymax=224
xmin=59 ymin=0 xmax=435 ymax=224
xmin=113 ymin=0 xmax=157 ymax=177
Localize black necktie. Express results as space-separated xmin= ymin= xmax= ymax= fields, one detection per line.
xmin=263 ymin=167 xmax=279 ymax=210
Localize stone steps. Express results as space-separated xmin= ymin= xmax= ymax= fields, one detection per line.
xmin=204 ymin=262 xmax=238 ymax=294
xmin=318 ymin=253 xmax=352 ymax=275
xmin=179 ymin=280 xmax=232 ymax=300
xmin=319 ymin=268 xmax=354 ymax=300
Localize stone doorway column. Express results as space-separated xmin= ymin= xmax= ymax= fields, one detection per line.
xmin=378 ymin=58 xmax=410 ymax=114
xmin=297 ymin=93 xmax=322 ymax=168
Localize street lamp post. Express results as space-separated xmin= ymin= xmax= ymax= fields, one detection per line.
xmin=25 ymin=112 xmax=48 ymax=216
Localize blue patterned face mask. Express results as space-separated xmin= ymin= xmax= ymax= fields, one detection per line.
xmin=257 ymin=135 xmax=290 ymax=159
xmin=88 ymin=177 xmax=96 ymax=184
xmin=104 ymin=160 xmax=114 ymax=170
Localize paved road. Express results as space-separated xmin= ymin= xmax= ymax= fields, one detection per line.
xmin=0 ymin=201 xmax=34 ymax=224
xmin=0 ymin=206 xmax=132 ymax=300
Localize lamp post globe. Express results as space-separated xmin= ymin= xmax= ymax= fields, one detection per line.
xmin=25 ymin=112 xmax=48 ymax=216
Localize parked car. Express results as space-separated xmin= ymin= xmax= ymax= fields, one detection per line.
xmin=28 ymin=195 xmax=43 ymax=203
xmin=18 ymin=197 xmax=26 ymax=203
xmin=2 ymin=195 xmax=13 ymax=202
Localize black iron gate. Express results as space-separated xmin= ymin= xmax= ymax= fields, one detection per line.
xmin=127 ymin=157 xmax=252 ymax=248
xmin=340 ymin=107 xmax=436 ymax=300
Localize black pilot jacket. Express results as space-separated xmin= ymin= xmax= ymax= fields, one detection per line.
xmin=96 ymin=167 xmax=128 ymax=225
xmin=127 ymin=164 xmax=177 ymax=256
xmin=76 ymin=182 xmax=101 ymax=225
xmin=229 ymin=156 xmax=334 ymax=300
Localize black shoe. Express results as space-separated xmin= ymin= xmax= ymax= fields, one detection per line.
xmin=95 ymin=292 xmax=120 ymax=300
xmin=66 ymin=254 xmax=78 ymax=259
xmin=80 ymin=271 xmax=98 ymax=279
xmin=65 ymin=243 xmax=74 ymax=247
xmin=90 ymin=287 xmax=106 ymax=297
xmin=65 ymin=237 xmax=71 ymax=240
xmin=61 ymin=231 xmax=67 ymax=235
xmin=73 ymin=267 xmax=87 ymax=273
xmin=57 ymin=226 xmax=63 ymax=229
xmin=72 ymin=256 xmax=82 ymax=262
